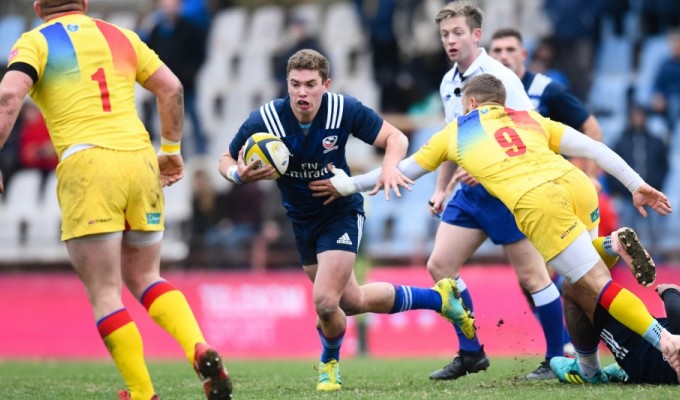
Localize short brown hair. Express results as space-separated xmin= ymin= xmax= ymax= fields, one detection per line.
xmin=287 ymin=49 xmax=330 ymax=81
xmin=37 ymin=0 xmax=84 ymax=17
xmin=462 ymin=74 xmax=506 ymax=105
xmin=491 ymin=28 xmax=523 ymax=44
xmin=435 ymin=1 xmax=483 ymax=32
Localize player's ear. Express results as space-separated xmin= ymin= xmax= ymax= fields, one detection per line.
xmin=33 ymin=1 xmax=43 ymax=19
xmin=323 ymin=78 xmax=331 ymax=91
xmin=83 ymin=0 xmax=89 ymax=13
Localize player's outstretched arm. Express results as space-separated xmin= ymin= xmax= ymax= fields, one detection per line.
xmin=632 ymin=184 xmax=672 ymax=217
xmin=657 ymin=284 xmax=680 ymax=333
xmin=371 ymin=120 xmax=411 ymax=200
xmin=559 ymin=125 xmax=672 ymax=217
xmin=309 ymin=156 xmax=427 ymax=205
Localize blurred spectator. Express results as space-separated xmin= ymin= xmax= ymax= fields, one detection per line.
xmin=597 ymin=0 xmax=630 ymax=38
xmin=528 ymin=37 xmax=570 ymax=88
xmin=543 ymin=0 xmax=600 ymax=100
xmin=274 ymin=13 xmax=326 ymax=98
xmin=640 ymin=0 xmax=680 ymax=36
xmin=606 ymin=105 xmax=669 ymax=253
xmin=17 ymin=102 xmax=57 ymax=187
xmin=651 ymin=29 xmax=680 ymax=130
xmin=181 ymin=0 xmax=212 ymax=29
xmin=189 ymin=168 xmax=266 ymax=269
xmin=355 ymin=0 xmax=401 ymax=112
xmin=145 ymin=0 xmax=209 ymax=156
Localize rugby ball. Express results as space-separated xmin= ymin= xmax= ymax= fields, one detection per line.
xmin=243 ymin=132 xmax=290 ymax=178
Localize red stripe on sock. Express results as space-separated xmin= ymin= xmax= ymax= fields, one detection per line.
xmin=599 ymin=281 xmax=622 ymax=310
xmin=97 ymin=309 xmax=132 ymax=338
xmin=141 ymin=281 xmax=176 ymax=310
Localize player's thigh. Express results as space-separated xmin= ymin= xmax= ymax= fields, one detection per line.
xmin=429 ymin=221 xmax=487 ymax=273
xmin=315 ymin=250 xmax=357 ymax=305
xmin=57 ymin=148 xmax=129 ymax=240
xmin=549 ymin=230 xmax=603 ymax=284
xmin=124 ymin=147 xmax=164 ymax=232
xmin=504 ymin=238 xmax=552 ymax=292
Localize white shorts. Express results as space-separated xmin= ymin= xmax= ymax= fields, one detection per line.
xmin=548 ymin=230 xmax=601 ymax=283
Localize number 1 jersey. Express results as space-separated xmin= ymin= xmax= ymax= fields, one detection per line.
xmin=8 ymin=13 xmax=163 ymax=158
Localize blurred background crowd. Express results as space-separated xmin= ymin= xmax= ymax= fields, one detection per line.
xmin=1 ymin=0 xmax=679 ymax=270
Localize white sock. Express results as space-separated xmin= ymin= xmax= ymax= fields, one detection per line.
xmin=576 ymin=348 xmax=600 ymax=379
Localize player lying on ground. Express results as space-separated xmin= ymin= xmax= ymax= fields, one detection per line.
xmin=551 ymin=282 xmax=680 ymax=384
xmin=309 ymin=73 xmax=680 ymax=382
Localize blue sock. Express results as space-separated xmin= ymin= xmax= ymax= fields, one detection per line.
xmin=551 ymin=274 xmax=572 ymax=347
xmin=532 ymin=283 xmax=564 ymax=360
xmin=389 ymin=284 xmax=442 ymax=313
xmin=455 ymin=277 xmax=482 ymax=353
xmin=317 ymin=328 xmax=344 ymax=363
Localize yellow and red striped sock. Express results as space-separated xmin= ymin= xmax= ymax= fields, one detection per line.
xmin=599 ymin=281 xmax=662 ymax=348
xmin=141 ymin=281 xmax=205 ymax=363
xmin=98 ymin=309 xmax=155 ymax=399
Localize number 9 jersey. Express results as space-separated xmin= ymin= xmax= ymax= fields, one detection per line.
xmin=413 ymin=105 xmax=576 ymax=211
xmin=7 ymin=13 xmax=163 ymax=159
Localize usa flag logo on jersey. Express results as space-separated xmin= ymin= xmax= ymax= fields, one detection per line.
xmin=322 ymin=135 xmax=339 ymax=154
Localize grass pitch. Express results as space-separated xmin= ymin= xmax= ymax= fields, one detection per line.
xmin=1 ymin=356 xmax=678 ymax=399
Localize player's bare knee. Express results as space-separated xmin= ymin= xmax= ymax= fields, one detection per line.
xmin=427 ymin=258 xmax=452 ymax=281
xmin=314 ymin=296 xmax=339 ymax=320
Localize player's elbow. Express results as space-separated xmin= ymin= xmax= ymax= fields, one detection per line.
xmin=0 ymin=86 xmax=24 ymax=112
xmin=386 ymin=130 xmax=409 ymax=154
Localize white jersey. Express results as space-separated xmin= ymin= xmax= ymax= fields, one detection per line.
xmin=440 ymin=48 xmax=533 ymax=122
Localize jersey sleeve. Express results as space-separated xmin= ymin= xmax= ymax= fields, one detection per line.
xmin=412 ymin=127 xmax=451 ymax=171
xmin=344 ymin=96 xmax=382 ymax=144
xmin=543 ymin=83 xmax=590 ymax=129
xmin=228 ymin=111 xmax=267 ymax=159
xmin=540 ymin=114 xmax=568 ymax=153
xmin=127 ymin=30 xmax=164 ymax=84
xmin=7 ymin=32 xmax=44 ymax=80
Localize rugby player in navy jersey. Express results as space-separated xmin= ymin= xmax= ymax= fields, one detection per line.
xmin=218 ymin=49 xmax=474 ymax=392
xmin=551 ymin=281 xmax=680 ymax=385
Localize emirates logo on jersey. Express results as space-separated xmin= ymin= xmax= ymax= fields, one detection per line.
xmin=8 ymin=49 xmax=18 ymax=61
xmin=322 ymin=135 xmax=339 ymax=154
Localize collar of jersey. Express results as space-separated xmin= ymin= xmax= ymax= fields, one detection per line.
xmin=453 ymin=47 xmax=488 ymax=82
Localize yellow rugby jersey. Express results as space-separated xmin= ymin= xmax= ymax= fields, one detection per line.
xmin=8 ymin=13 xmax=163 ymax=158
xmin=414 ymin=105 xmax=578 ymax=209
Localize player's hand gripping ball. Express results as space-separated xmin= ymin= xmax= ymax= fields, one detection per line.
xmin=243 ymin=132 xmax=290 ymax=178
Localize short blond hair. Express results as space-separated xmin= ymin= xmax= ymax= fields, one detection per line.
xmin=462 ymin=74 xmax=506 ymax=105
xmin=37 ymin=0 xmax=85 ymax=17
xmin=435 ymin=1 xmax=484 ymax=31
xmin=287 ymin=49 xmax=330 ymax=81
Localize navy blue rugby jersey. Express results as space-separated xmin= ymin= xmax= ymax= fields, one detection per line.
xmin=593 ymin=304 xmax=676 ymax=384
xmin=229 ymin=92 xmax=383 ymax=222
xmin=521 ymin=71 xmax=590 ymax=129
